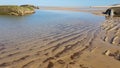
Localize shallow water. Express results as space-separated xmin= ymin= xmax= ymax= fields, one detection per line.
xmin=2 ymin=10 xmax=118 ymax=68
xmin=0 ymin=10 xmax=105 ymax=44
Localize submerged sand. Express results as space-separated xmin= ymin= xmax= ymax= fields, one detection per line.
xmin=0 ymin=9 xmax=120 ymax=68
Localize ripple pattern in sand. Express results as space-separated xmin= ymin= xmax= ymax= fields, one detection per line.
xmin=101 ymin=17 xmax=120 ymax=46
xmin=0 ymin=21 xmax=99 ymax=68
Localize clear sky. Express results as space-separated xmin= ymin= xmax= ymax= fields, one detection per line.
xmin=0 ymin=0 xmax=120 ymax=7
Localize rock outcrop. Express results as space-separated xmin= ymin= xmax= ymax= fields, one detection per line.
xmin=104 ymin=50 xmax=111 ymax=56
xmin=0 ymin=5 xmax=38 ymax=16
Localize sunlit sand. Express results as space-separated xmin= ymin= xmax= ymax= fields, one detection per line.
xmin=0 ymin=8 xmax=120 ymax=68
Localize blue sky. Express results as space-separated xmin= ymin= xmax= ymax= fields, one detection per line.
xmin=0 ymin=0 xmax=120 ymax=7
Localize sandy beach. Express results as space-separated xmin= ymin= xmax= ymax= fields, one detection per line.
xmin=0 ymin=9 xmax=120 ymax=68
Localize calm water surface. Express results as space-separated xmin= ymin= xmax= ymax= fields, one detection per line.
xmin=0 ymin=10 xmax=105 ymax=44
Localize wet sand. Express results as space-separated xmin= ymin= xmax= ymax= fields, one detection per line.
xmin=0 ymin=9 xmax=120 ymax=68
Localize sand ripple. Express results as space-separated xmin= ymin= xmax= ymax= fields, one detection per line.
xmin=0 ymin=16 xmax=120 ymax=68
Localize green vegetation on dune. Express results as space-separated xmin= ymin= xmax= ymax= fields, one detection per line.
xmin=0 ymin=5 xmax=38 ymax=16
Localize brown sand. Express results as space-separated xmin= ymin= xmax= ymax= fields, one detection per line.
xmin=0 ymin=9 xmax=120 ymax=68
